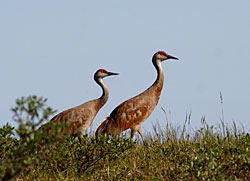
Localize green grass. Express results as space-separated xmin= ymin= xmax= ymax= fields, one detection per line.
xmin=1 ymin=121 xmax=249 ymax=180
xmin=1 ymin=95 xmax=249 ymax=180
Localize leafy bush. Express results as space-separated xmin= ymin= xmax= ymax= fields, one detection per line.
xmin=0 ymin=96 xmax=135 ymax=180
xmin=11 ymin=95 xmax=56 ymax=140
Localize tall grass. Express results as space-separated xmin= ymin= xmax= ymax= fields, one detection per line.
xmin=110 ymin=119 xmax=249 ymax=180
xmin=1 ymin=117 xmax=249 ymax=180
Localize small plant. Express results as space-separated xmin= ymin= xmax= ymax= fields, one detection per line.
xmin=0 ymin=95 xmax=56 ymax=180
xmin=0 ymin=124 xmax=18 ymax=178
xmin=11 ymin=95 xmax=56 ymax=140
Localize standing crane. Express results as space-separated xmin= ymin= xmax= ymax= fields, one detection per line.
xmin=42 ymin=69 xmax=118 ymax=138
xmin=95 ymin=51 xmax=178 ymax=141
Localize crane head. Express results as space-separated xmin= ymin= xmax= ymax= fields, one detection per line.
xmin=95 ymin=69 xmax=119 ymax=79
xmin=155 ymin=51 xmax=178 ymax=61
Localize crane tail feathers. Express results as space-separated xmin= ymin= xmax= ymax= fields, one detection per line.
xmin=95 ymin=117 xmax=111 ymax=136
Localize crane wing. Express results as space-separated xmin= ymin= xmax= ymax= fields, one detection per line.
xmin=110 ymin=94 xmax=155 ymax=131
xmin=49 ymin=107 xmax=93 ymax=135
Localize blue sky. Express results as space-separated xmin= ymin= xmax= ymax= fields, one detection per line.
xmin=1 ymin=1 xmax=250 ymax=134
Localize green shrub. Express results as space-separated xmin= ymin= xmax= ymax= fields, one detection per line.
xmin=0 ymin=96 xmax=135 ymax=180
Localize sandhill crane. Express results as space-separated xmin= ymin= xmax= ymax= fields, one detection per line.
xmin=42 ymin=69 xmax=118 ymax=138
xmin=95 ymin=51 xmax=178 ymax=141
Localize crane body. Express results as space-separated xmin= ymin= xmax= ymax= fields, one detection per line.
xmin=42 ymin=69 xmax=118 ymax=138
xmin=95 ymin=51 xmax=178 ymax=140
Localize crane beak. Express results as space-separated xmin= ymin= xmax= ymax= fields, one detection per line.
xmin=167 ymin=54 xmax=179 ymax=60
xmin=107 ymin=72 xmax=119 ymax=76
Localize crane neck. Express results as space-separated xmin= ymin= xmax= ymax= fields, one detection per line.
xmin=143 ymin=57 xmax=164 ymax=105
xmin=152 ymin=58 xmax=164 ymax=89
xmin=96 ymin=77 xmax=109 ymax=106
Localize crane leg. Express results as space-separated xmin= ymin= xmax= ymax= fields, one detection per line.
xmin=131 ymin=128 xmax=136 ymax=138
xmin=137 ymin=126 xmax=145 ymax=144
xmin=131 ymin=125 xmax=145 ymax=144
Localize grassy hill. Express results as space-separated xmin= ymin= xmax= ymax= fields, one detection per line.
xmin=0 ymin=96 xmax=249 ymax=180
